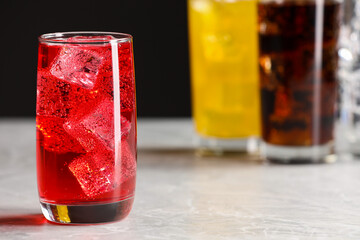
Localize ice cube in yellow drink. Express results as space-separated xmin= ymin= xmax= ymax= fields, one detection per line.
xmin=188 ymin=0 xmax=260 ymax=139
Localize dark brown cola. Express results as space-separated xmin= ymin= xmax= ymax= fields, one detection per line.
xmin=258 ymin=0 xmax=341 ymax=146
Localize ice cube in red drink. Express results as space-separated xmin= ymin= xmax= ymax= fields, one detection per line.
xmin=37 ymin=70 xmax=100 ymax=119
xmin=36 ymin=71 xmax=70 ymax=118
xmin=36 ymin=116 xmax=85 ymax=153
xmin=68 ymin=141 xmax=136 ymax=197
xmin=64 ymin=97 xmax=131 ymax=152
xmin=50 ymin=47 xmax=104 ymax=89
xmin=96 ymin=42 xmax=135 ymax=113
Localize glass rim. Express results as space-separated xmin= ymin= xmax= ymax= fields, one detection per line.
xmin=39 ymin=31 xmax=132 ymax=45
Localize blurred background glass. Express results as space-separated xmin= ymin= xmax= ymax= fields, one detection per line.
xmin=258 ymin=0 xmax=341 ymax=163
xmin=337 ymin=0 xmax=360 ymax=156
xmin=188 ymin=0 xmax=260 ymax=155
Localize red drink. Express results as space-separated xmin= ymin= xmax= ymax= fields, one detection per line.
xmin=36 ymin=32 xmax=136 ymax=224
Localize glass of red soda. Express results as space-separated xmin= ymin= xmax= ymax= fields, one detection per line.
xmin=36 ymin=32 xmax=137 ymax=224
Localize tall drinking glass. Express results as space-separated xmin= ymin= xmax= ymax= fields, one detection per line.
xmin=36 ymin=32 xmax=137 ymax=224
xmin=337 ymin=0 xmax=360 ymax=156
xmin=188 ymin=0 xmax=260 ymax=155
xmin=258 ymin=0 xmax=341 ymax=163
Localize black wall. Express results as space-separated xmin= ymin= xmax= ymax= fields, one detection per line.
xmin=0 ymin=0 xmax=191 ymax=117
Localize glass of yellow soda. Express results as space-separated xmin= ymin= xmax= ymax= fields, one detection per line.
xmin=188 ymin=0 xmax=260 ymax=155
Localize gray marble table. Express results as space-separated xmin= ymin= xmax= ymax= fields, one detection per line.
xmin=1 ymin=118 xmax=360 ymax=240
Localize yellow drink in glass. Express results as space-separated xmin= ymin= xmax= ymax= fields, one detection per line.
xmin=188 ymin=0 xmax=260 ymax=152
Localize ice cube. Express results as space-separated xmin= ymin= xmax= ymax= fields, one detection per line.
xmin=37 ymin=70 xmax=100 ymax=119
xmin=64 ymin=97 xmax=131 ymax=152
xmin=202 ymin=33 xmax=239 ymax=62
xmin=118 ymin=140 xmax=137 ymax=181
xmin=36 ymin=71 xmax=70 ymax=118
xmin=50 ymin=47 xmax=104 ymax=89
xmin=119 ymin=71 xmax=135 ymax=113
xmin=68 ymin=141 xmax=136 ymax=197
xmin=36 ymin=116 xmax=85 ymax=153
xmin=96 ymin=42 xmax=136 ymax=112
xmin=82 ymin=97 xmax=115 ymax=149
xmin=68 ymin=151 xmax=114 ymax=197
xmin=190 ymin=0 xmax=213 ymax=13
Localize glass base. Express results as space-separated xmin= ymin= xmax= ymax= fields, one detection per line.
xmin=261 ymin=142 xmax=336 ymax=164
xmin=335 ymin=123 xmax=360 ymax=156
xmin=40 ymin=197 xmax=134 ymax=224
xmin=195 ymin=135 xmax=259 ymax=156
xmin=345 ymin=141 xmax=360 ymax=156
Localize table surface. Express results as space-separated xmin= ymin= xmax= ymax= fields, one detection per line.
xmin=1 ymin=118 xmax=360 ymax=240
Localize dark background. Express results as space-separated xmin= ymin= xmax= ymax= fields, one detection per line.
xmin=0 ymin=0 xmax=191 ymax=117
